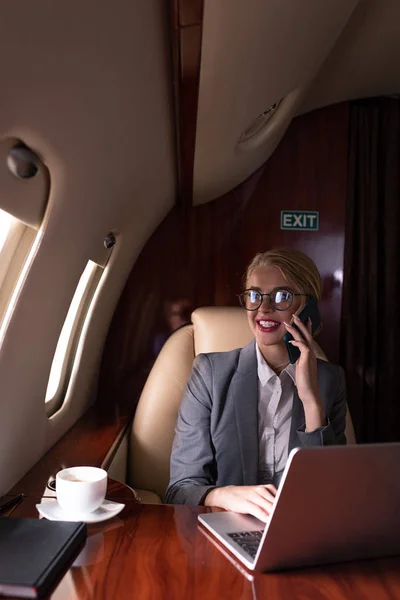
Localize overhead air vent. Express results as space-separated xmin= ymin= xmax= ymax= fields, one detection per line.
xmin=238 ymin=100 xmax=282 ymax=143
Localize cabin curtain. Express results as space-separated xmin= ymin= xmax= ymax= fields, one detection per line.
xmin=341 ymin=97 xmax=400 ymax=443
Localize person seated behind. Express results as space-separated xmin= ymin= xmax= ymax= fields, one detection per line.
xmin=153 ymin=299 xmax=193 ymax=358
xmin=164 ymin=249 xmax=346 ymax=522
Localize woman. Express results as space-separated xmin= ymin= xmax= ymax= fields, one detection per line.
xmin=164 ymin=249 xmax=346 ymax=522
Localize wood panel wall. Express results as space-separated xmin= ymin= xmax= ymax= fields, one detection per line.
xmin=99 ymin=102 xmax=349 ymax=405
xmin=171 ymin=0 xmax=204 ymax=207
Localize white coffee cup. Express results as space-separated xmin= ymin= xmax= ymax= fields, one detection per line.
xmin=56 ymin=466 xmax=107 ymax=515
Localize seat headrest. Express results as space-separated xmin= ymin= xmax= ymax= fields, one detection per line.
xmin=192 ymin=306 xmax=253 ymax=355
xmin=191 ymin=306 xmax=328 ymax=361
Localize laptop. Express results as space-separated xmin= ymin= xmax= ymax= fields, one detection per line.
xmin=198 ymin=443 xmax=400 ymax=572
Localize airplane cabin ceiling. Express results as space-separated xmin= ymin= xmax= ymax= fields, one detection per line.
xmin=300 ymin=0 xmax=400 ymax=113
xmin=185 ymin=0 xmax=400 ymax=205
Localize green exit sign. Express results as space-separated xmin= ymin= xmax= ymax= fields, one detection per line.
xmin=281 ymin=211 xmax=319 ymax=231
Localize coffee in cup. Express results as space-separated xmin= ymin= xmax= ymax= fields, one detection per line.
xmin=56 ymin=466 xmax=107 ymax=514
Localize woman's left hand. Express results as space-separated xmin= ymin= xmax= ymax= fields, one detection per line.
xmin=283 ymin=315 xmax=326 ymax=430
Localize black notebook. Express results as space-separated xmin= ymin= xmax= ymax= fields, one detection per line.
xmin=0 ymin=517 xmax=87 ymax=598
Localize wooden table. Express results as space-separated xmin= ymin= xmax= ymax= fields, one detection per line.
xmin=6 ymin=482 xmax=400 ymax=600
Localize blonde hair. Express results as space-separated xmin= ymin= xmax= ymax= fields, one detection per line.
xmin=244 ymin=248 xmax=322 ymax=301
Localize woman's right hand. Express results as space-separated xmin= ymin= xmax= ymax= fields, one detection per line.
xmin=204 ymin=485 xmax=277 ymax=522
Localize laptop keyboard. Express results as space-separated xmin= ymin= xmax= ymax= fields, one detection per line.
xmin=227 ymin=530 xmax=264 ymax=559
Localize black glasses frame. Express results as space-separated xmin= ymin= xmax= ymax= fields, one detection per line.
xmin=237 ymin=288 xmax=308 ymax=311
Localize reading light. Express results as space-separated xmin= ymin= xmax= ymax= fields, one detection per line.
xmin=239 ymin=100 xmax=282 ymax=143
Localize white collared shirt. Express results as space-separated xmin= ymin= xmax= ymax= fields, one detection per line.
xmin=256 ymin=344 xmax=296 ymax=488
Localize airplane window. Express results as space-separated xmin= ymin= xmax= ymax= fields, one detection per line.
xmin=0 ymin=209 xmax=13 ymax=253
xmin=45 ymin=260 xmax=103 ymax=416
xmin=0 ymin=208 xmax=35 ymax=327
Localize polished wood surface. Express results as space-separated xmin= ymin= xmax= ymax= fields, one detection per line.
xmin=7 ymin=498 xmax=400 ymax=600
xmin=0 ymin=494 xmax=25 ymax=517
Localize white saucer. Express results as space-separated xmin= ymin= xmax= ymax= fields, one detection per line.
xmin=36 ymin=499 xmax=125 ymax=523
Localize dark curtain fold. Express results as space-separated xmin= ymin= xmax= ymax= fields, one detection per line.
xmin=341 ymin=97 xmax=400 ymax=443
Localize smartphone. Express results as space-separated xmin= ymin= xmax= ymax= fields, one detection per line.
xmin=284 ymin=296 xmax=322 ymax=364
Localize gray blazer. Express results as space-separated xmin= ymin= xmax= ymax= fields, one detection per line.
xmin=164 ymin=340 xmax=347 ymax=506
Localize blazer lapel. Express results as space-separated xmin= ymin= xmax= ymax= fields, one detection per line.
xmin=230 ymin=340 xmax=259 ymax=485
xmin=289 ymin=388 xmax=305 ymax=451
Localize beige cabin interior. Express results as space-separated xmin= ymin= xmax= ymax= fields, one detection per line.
xmin=0 ymin=0 xmax=399 ymax=497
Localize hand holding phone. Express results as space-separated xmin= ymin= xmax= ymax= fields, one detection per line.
xmin=283 ymin=296 xmax=321 ymax=364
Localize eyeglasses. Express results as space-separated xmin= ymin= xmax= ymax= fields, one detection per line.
xmin=238 ymin=288 xmax=308 ymax=311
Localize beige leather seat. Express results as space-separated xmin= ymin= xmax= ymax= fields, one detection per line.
xmin=127 ymin=307 xmax=356 ymax=504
